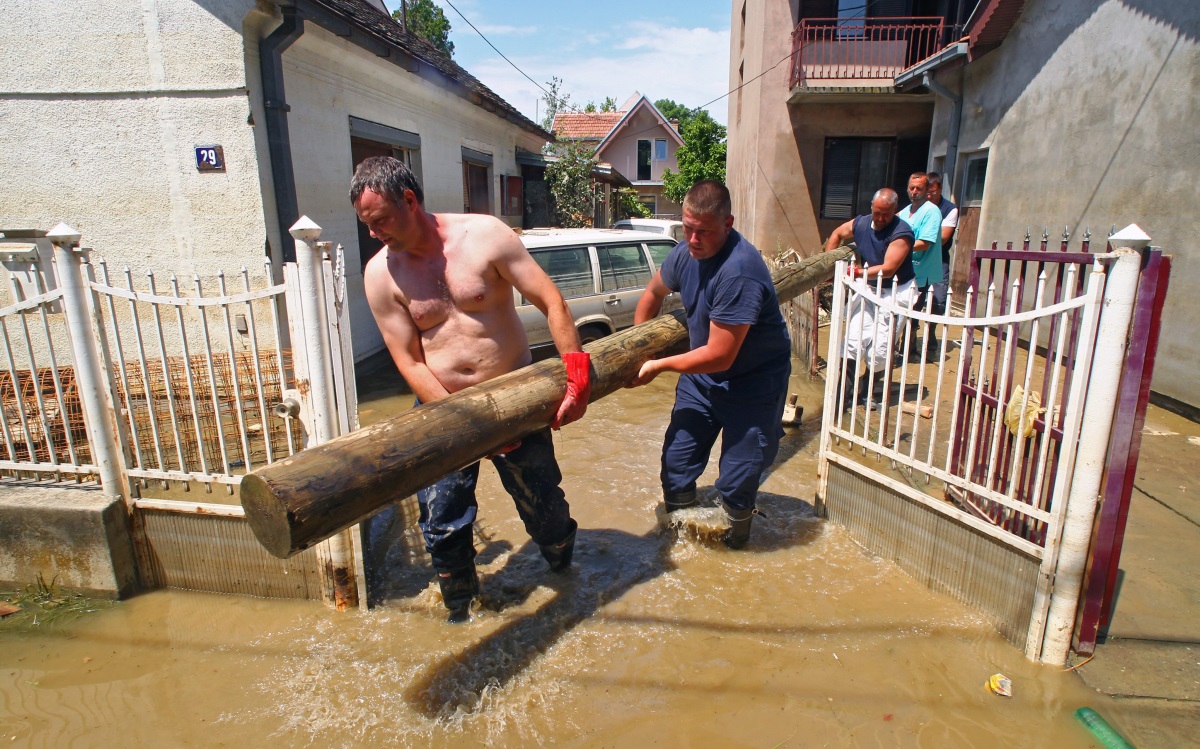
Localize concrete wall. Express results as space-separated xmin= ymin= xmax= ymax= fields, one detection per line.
xmin=926 ymin=0 xmax=1200 ymax=409
xmin=728 ymin=0 xmax=931 ymax=257
xmin=0 ymin=487 xmax=138 ymax=598
xmin=0 ymin=0 xmax=270 ymax=279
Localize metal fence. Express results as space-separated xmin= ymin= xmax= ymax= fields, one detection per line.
xmin=818 ymin=243 xmax=1149 ymax=664
xmin=0 ymin=219 xmax=363 ymax=607
xmin=790 ymin=16 xmax=945 ymax=89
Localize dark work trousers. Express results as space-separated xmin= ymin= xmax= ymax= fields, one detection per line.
xmin=660 ymin=367 xmax=790 ymax=512
xmin=417 ymin=427 xmax=573 ymax=571
xmin=912 ymin=275 xmax=946 ymax=351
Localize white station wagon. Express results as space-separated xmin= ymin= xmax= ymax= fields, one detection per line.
xmin=516 ymin=228 xmax=682 ymax=348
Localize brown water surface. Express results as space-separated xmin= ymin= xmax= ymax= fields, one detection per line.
xmin=1 ymin=364 xmax=1117 ymax=747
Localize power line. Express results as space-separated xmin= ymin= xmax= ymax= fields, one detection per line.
xmin=441 ymin=0 xmax=896 ymax=141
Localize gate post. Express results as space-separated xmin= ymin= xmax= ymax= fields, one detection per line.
xmin=289 ymin=217 xmax=359 ymax=610
xmin=46 ymin=223 xmax=128 ymax=499
xmin=1039 ymin=247 xmax=1142 ymax=664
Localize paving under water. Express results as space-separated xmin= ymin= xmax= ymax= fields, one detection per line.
xmin=1 ymin=365 xmax=1121 ymax=747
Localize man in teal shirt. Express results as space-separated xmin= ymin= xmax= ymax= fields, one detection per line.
xmin=898 ymin=172 xmax=943 ymax=359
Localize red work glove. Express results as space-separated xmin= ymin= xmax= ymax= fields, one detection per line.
xmin=552 ymin=352 xmax=591 ymax=429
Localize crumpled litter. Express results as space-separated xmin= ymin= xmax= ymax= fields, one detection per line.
xmin=986 ymin=673 xmax=1013 ymax=697
xmin=1005 ymin=385 xmax=1047 ymax=438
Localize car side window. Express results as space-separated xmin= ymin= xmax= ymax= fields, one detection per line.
xmin=597 ymin=244 xmax=652 ymax=292
xmin=646 ymin=241 xmax=675 ymax=268
xmin=526 ymin=247 xmax=594 ymax=302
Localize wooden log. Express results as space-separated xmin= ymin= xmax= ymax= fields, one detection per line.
xmin=241 ymin=248 xmax=852 ymax=558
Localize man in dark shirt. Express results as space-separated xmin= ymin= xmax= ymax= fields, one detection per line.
xmin=629 ymin=180 xmax=791 ymax=549
xmin=824 ymin=189 xmax=916 ymax=405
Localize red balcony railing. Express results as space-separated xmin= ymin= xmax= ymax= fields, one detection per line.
xmin=790 ymin=17 xmax=945 ymax=89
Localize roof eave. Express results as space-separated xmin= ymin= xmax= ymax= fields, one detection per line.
xmin=285 ymin=0 xmax=552 ymax=140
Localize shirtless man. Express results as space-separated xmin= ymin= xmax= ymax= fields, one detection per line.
xmin=350 ymin=156 xmax=590 ymax=622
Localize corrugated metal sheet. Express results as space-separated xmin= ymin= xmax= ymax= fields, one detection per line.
xmin=824 ymin=461 xmax=1039 ymax=647
xmin=139 ymin=509 xmax=323 ymax=599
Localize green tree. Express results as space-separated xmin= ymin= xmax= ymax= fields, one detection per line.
xmin=654 ymin=98 xmax=694 ymax=133
xmin=600 ymin=96 xmax=618 ymax=112
xmin=662 ymin=110 xmax=727 ymax=204
xmin=545 ymin=140 xmax=598 ymax=227
xmin=393 ymin=0 xmax=454 ymax=59
xmin=615 ymin=187 xmax=652 ymax=219
xmin=540 ymin=76 xmax=571 ymax=135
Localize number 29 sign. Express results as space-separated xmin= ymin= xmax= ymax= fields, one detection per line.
xmin=195 ymin=145 xmax=226 ymax=172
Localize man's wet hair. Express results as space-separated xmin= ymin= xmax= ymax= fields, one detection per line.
xmin=927 ymin=171 xmax=943 ymax=187
xmin=872 ymin=188 xmax=899 ymax=208
xmin=683 ymin=179 xmax=732 ymax=218
xmin=350 ymin=156 xmax=424 ymax=207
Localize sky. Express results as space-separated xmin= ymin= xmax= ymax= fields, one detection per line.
xmin=382 ymin=0 xmax=733 ymax=127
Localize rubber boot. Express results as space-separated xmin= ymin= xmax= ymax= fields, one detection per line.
xmin=664 ymin=488 xmax=698 ymax=513
xmin=722 ymin=504 xmax=757 ymax=550
xmin=436 ymin=565 xmax=479 ymax=623
xmin=539 ymin=518 xmax=578 ymax=573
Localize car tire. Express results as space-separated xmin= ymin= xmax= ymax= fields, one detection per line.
xmin=577 ymin=324 xmax=608 ymax=346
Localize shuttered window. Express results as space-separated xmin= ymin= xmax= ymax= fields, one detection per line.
xmin=820 ymin=137 xmax=896 ymax=220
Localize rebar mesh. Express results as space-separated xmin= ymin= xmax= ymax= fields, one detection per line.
xmin=0 ymin=366 xmax=89 ymax=466
xmin=0 ymin=350 xmax=303 ymax=479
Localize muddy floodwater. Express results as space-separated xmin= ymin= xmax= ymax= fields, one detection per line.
xmin=1 ymin=365 xmax=1122 ymax=747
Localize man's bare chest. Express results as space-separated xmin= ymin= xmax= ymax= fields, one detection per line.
xmin=393 ymin=259 xmax=502 ymax=331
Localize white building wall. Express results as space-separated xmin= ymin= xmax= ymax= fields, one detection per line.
xmin=0 ymin=0 xmax=270 ymax=279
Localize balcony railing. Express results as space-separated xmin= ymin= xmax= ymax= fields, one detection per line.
xmin=790 ymin=17 xmax=946 ymax=90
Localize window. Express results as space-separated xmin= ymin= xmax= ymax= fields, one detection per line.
xmin=639 ymin=195 xmax=657 ymax=216
xmin=647 ymin=241 xmax=676 ymax=267
xmin=654 ymin=139 xmax=668 ymax=161
xmin=500 ymin=175 xmax=523 ymax=217
xmin=598 ymin=244 xmax=652 ymax=292
xmin=462 ymin=147 xmax=493 ymax=214
xmin=528 ymin=248 xmax=593 ymax=301
xmin=348 ymin=117 xmax=422 ymax=272
xmin=637 ymin=140 xmax=652 ymax=181
xmin=820 ymin=137 xmax=895 ymax=220
xmin=962 ymin=154 xmax=988 ymax=206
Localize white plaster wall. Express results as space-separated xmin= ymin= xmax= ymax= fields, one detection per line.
xmin=0 ymin=0 xmax=270 ymax=280
xmin=1 ymin=1 xmax=548 ymax=363
xmin=927 ymin=0 xmax=1200 ymax=408
xmin=280 ymin=25 xmax=547 ymax=358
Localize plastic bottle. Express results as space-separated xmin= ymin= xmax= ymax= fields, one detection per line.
xmin=1075 ymin=707 xmax=1136 ymax=749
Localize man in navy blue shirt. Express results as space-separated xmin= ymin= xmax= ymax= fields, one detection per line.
xmin=824 ymin=189 xmax=916 ymax=407
xmin=628 ymin=180 xmax=791 ymax=549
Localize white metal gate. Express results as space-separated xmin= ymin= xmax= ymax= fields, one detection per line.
xmin=0 ymin=219 xmax=363 ymax=607
xmin=817 ymin=249 xmax=1142 ymax=664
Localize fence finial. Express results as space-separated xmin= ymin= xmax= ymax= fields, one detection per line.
xmin=289 ymin=216 xmax=323 ymax=243
xmin=1062 ymin=225 xmax=1071 ymax=241
xmin=1024 ymin=227 xmax=1031 ymax=242
xmin=1082 ymin=226 xmax=1091 ymax=242
xmin=1041 ymin=227 xmax=1049 ymax=243
xmin=46 ymin=223 xmax=81 ymax=249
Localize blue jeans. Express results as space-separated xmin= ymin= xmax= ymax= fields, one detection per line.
xmin=417 ymin=427 xmax=573 ymax=571
xmin=660 ymin=367 xmax=790 ymax=512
